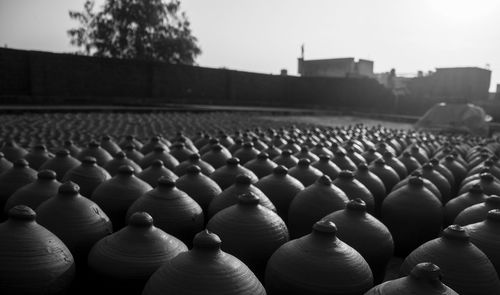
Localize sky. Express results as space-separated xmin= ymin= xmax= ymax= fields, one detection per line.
xmin=1 ymin=0 xmax=499 ymax=91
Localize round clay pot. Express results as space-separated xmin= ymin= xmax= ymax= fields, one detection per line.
xmin=100 ymin=135 xmax=121 ymax=156
xmin=4 ymin=170 xmax=61 ymax=213
xmin=321 ymin=198 xmax=393 ymax=284
xmin=123 ymin=145 xmax=144 ymax=163
xmin=355 ymin=163 xmax=387 ymax=217
xmin=280 ymin=140 xmax=301 ymax=154
xmin=91 ymin=165 xmax=152 ymax=230
xmin=36 ymin=181 xmax=112 ymax=266
xmin=369 ymin=158 xmax=400 ymax=193
xmin=24 ymin=144 xmax=53 ymax=170
xmin=458 ymin=172 xmax=500 ymax=196
xmin=364 ymin=262 xmax=458 ymax=295
xmin=310 ymin=143 xmax=334 ymax=157
xmin=381 ymin=177 xmax=443 ymax=257
xmin=0 ymin=152 xmax=13 ymax=174
xmin=233 ymin=142 xmax=260 ymax=165
xmin=126 ymin=177 xmax=204 ymax=245
xmin=288 ymin=175 xmax=349 ymax=238
xmin=104 ymin=151 xmax=142 ymax=176
xmin=201 ymin=143 xmax=232 ymax=169
xmin=207 ymin=193 xmax=289 ymax=279
xmin=263 ymin=144 xmax=283 ymax=159
xmin=454 ymin=195 xmax=500 ymax=225
xmin=139 ymin=136 xmax=168 ymax=155
xmin=88 ymin=212 xmax=188 ymax=295
xmin=62 ymin=156 xmax=111 ymax=198
xmin=383 ymin=152 xmax=408 ymax=180
xmin=255 ymin=165 xmax=304 ymax=224
xmin=137 ymin=159 xmax=178 ymax=187
xmin=0 ymin=159 xmax=37 ymax=220
xmin=401 ymin=225 xmax=500 ymax=295
xmin=273 ymin=149 xmax=300 ymax=169
xmin=0 ymin=139 xmax=28 ymax=162
xmin=77 ymin=141 xmax=113 ymax=167
xmin=174 ymin=153 xmax=215 ymax=176
xmin=288 ymin=158 xmax=323 ymax=187
xmin=444 ymin=184 xmax=487 ymax=225
xmin=243 ymin=152 xmax=278 ymax=179
xmin=209 ymin=158 xmax=258 ymax=190
xmin=265 ymin=220 xmax=373 ymax=295
xmin=407 ymin=145 xmax=429 ymax=165
xmin=393 ymin=171 xmax=442 ymax=202
xmin=39 ymin=149 xmax=81 ymax=181
xmin=0 ymin=205 xmax=75 ymax=294
xmin=419 ymin=163 xmax=452 ymax=204
xmin=208 ymin=174 xmax=275 ymax=219
xmin=294 ymin=146 xmax=320 ymax=163
xmin=169 ymin=142 xmax=194 ymax=163
xmin=175 ymin=165 xmax=222 ymax=215
xmin=311 ymin=154 xmax=341 ymax=180
xmin=63 ymin=140 xmax=82 ymax=157
xmin=430 ymin=158 xmax=456 ymax=195
xmin=142 ymin=230 xmax=266 ymax=295
xmin=397 ymin=151 xmax=422 ymax=174
xmin=465 ymin=209 xmax=500 ymax=276
xmin=362 ymin=148 xmax=383 ymax=165
xmin=119 ymin=135 xmax=144 ymax=151
xmin=333 ymin=170 xmax=375 ymax=214
xmin=140 ymin=146 xmax=179 ymax=170
xmin=346 ymin=147 xmax=367 ymax=167
xmin=332 ymin=151 xmax=357 ymax=172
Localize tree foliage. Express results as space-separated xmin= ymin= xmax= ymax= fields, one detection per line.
xmin=68 ymin=0 xmax=201 ymax=64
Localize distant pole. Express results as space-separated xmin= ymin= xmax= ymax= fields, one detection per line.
xmin=301 ymin=44 xmax=304 ymax=59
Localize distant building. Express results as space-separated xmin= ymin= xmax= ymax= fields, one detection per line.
xmin=496 ymin=84 xmax=500 ymax=100
xmin=406 ymin=67 xmax=491 ymax=102
xmin=297 ymin=57 xmax=374 ymax=78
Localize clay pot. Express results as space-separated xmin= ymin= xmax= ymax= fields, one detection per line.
xmin=208 ymin=174 xmax=275 ymax=219
xmin=383 ymin=152 xmax=408 ymax=180
xmin=62 ymin=156 xmax=112 ymax=198
xmin=465 ymin=209 xmax=500 ymax=276
xmin=77 ymin=141 xmax=113 ymax=167
xmin=24 ymin=144 xmax=53 ymax=170
xmin=218 ymin=134 xmax=236 ymax=148
xmin=194 ymin=133 xmax=211 ymax=149
xmin=362 ymin=148 xmax=382 ymax=165
xmin=333 ymin=170 xmax=375 ymax=214
xmin=4 ymin=170 xmax=61 ymax=213
xmin=139 ymin=136 xmax=168 ymax=155
xmin=207 ymin=193 xmax=289 ymax=279
xmin=123 ymin=145 xmax=145 ymax=163
xmin=209 ymin=158 xmax=258 ymax=190
xmin=169 ymin=142 xmax=193 ymax=163
xmin=100 ymin=135 xmax=121 ymax=156
xmin=401 ymin=225 xmax=500 ymax=295
xmin=174 ymin=153 xmax=215 ymax=176
xmin=200 ymin=138 xmax=221 ymax=155
xmin=251 ymin=136 xmax=268 ymax=151
xmin=0 ymin=205 xmax=75 ymax=294
xmin=280 ymin=140 xmax=301 ymax=154
xmin=397 ymin=151 xmax=422 ymax=174
xmin=458 ymin=172 xmax=500 ymax=196
xmin=369 ymin=158 xmax=400 ymax=193
xmin=0 ymin=139 xmax=28 ymax=162
xmin=321 ymin=199 xmax=393 ymax=284
xmin=35 ymin=182 xmax=112 ymax=266
xmin=0 ymin=152 xmax=13 ymax=174
xmin=142 ymin=230 xmax=266 ymax=295
xmin=310 ymin=143 xmax=334 ymax=157
xmin=39 ymin=149 xmax=81 ymax=181
xmin=364 ymin=262 xmax=459 ymax=295
xmin=272 ymin=149 xmax=299 ymax=169
xmin=312 ymin=154 xmax=341 ymax=180
xmin=332 ymin=151 xmax=357 ymax=172
xmin=0 ymin=159 xmax=37 ymax=219
xmin=243 ymin=152 xmax=278 ymax=179
xmin=119 ymin=135 xmax=144 ymax=151
xmin=393 ymin=171 xmax=442 ymax=202
xmin=91 ymin=165 xmax=152 ymax=230
xmin=288 ymin=158 xmax=323 ymax=187
xmin=406 ymin=145 xmax=429 ymax=165
xmin=454 ymin=195 xmax=500 ymax=225
xmin=355 ymin=163 xmax=387 ymax=217
xmin=255 ymin=165 xmax=304 ymax=223
xmin=201 ymin=143 xmax=232 ymax=169
xmin=104 ymin=151 xmax=142 ymax=176
xmin=63 ymin=140 xmax=82 ymax=157
xmin=126 ymin=177 xmax=204 ymax=245
xmin=137 ymin=159 xmax=178 ymax=187
xmin=418 ymin=163 xmax=452 ymax=204
xmin=262 ymin=144 xmax=282 ymax=159
xmin=430 ymin=158 xmax=456 ymax=192
xmin=140 ymin=146 xmax=179 ymax=170
xmin=346 ymin=147 xmax=367 ymax=167
xmin=233 ymin=142 xmax=260 ymax=165
xmin=381 ymin=177 xmax=443 ymax=257
xmin=171 ymin=132 xmax=198 ymax=153
xmin=294 ymin=146 xmax=320 ymax=163
xmin=288 ymin=175 xmax=349 ymax=238
xmin=88 ymin=212 xmax=188 ymax=294
xmin=265 ymin=220 xmax=373 ymax=295
xmin=444 ymin=184 xmax=487 ymax=225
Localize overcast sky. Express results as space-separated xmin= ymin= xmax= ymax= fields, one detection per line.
xmin=1 ymin=0 xmax=499 ymax=91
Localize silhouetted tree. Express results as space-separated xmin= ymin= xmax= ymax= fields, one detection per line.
xmin=68 ymin=0 xmax=201 ymax=64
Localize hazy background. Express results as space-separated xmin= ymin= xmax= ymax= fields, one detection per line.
xmin=1 ymin=0 xmax=499 ymax=91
